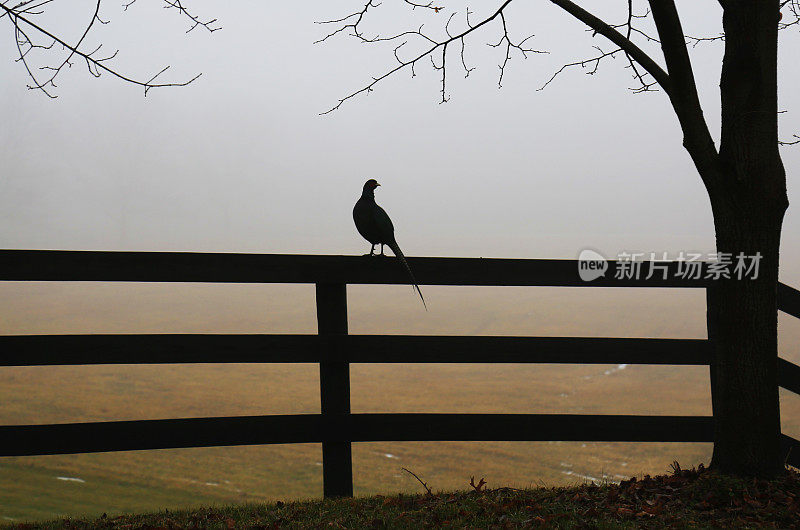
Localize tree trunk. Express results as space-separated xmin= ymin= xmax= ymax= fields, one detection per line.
xmin=707 ymin=198 xmax=785 ymax=477
xmin=704 ymin=0 xmax=788 ymax=477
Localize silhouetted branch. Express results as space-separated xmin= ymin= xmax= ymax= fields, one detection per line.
xmin=614 ymin=1 xmax=658 ymax=92
xmin=314 ymin=0 xmax=379 ymax=44
xmin=530 ymin=2 xmax=658 ymax=95
xmin=487 ymin=11 xmax=546 ymax=88
xmin=401 ymin=467 xmax=432 ymax=495
xmin=317 ymin=0 xmax=552 ymax=113
xmin=780 ymin=0 xmax=800 ymax=30
xmin=606 ymin=3 xmax=658 ymax=45
xmin=548 ymin=0 xmax=668 ymax=90
xmin=538 ymin=46 xmax=624 ymax=91
xmin=0 ymin=0 xmax=217 ymax=97
xmin=540 ymin=1 xmax=662 ymax=94
xmin=686 ymin=1 xmax=798 ymax=46
xmin=317 ymin=0 xmax=673 ymax=113
xmin=779 ymin=134 xmax=800 ymax=146
xmin=685 ymin=33 xmax=725 ymax=47
xmin=404 ymin=0 xmax=444 ymax=12
xmin=123 ymin=0 xmax=220 ymax=33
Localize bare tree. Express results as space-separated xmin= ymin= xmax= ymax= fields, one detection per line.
xmin=0 ymin=0 xmax=219 ymax=97
xmin=319 ymin=0 xmax=800 ymax=477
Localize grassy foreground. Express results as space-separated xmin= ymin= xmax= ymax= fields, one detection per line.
xmin=9 ymin=465 xmax=800 ymax=529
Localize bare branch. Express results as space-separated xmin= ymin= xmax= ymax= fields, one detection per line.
xmin=539 ymin=46 xmax=625 ymax=91
xmin=459 ymin=36 xmax=474 ymax=77
xmin=779 ymin=108 xmax=800 ymax=146
xmin=615 ymin=0 xmax=658 ymax=92
xmin=686 ymin=33 xmax=725 ymax=47
xmin=488 ymin=11 xmax=547 ymax=88
xmin=779 ymin=134 xmax=800 ymax=146
xmin=401 ymin=467 xmax=433 ymax=495
xmin=689 ymin=1 xmax=798 ymax=43
xmin=36 ymin=0 xmax=104 ymax=92
xmin=429 ymin=41 xmax=449 ymax=103
xmin=162 ymin=0 xmax=221 ymax=33
xmin=404 ymin=0 xmax=443 ymax=12
xmin=0 ymin=1 xmax=212 ymax=96
xmin=319 ymin=0 xmax=552 ymax=113
xmin=12 ymin=22 xmax=56 ymax=97
xmin=318 ymin=0 xmax=673 ymax=112
xmin=123 ymin=0 xmax=221 ymax=32
xmin=547 ymin=0 xmax=670 ymax=92
xmin=314 ymin=1 xmax=379 ymax=44
xmin=779 ymin=0 xmax=800 ymax=30
xmin=647 ymin=0 xmax=720 ymax=186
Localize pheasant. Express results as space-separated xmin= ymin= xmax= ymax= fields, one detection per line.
xmin=353 ymin=179 xmax=427 ymax=309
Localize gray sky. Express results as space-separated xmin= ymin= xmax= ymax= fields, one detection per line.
xmin=1 ymin=1 xmax=799 ymax=283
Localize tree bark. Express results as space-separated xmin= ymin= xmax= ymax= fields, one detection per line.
xmin=707 ymin=199 xmax=785 ymax=477
xmin=704 ymin=0 xmax=789 ymax=477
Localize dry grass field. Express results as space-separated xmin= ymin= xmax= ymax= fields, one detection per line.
xmin=1 ymin=281 xmax=799 ymax=522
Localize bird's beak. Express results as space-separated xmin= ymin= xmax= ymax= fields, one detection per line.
xmin=376 ymin=183 xmax=381 ymax=187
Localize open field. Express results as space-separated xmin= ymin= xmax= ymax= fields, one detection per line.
xmin=1 ymin=281 xmax=799 ymax=522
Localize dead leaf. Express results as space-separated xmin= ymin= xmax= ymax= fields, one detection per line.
xmin=470 ymin=476 xmax=487 ymax=492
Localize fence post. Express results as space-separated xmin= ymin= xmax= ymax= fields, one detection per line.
xmin=316 ymin=283 xmax=353 ymax=498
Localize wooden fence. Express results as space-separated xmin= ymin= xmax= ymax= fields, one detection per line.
xmin=1 ymin=249 xmax=800 ymax=497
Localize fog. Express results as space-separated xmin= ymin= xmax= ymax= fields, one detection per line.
xmin=0 ymin=1 xmax=798 ymax=283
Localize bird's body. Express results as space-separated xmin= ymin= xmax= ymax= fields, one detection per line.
xmin=353 ymin=179 xmax=426 ymax=309
xmin=353 ymin=196 xmax=394 ymax=254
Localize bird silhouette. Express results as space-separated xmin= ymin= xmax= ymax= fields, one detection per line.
xmin=353 ymin=179 xmax=427 ymax=309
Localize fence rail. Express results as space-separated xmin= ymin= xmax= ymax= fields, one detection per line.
xmin=0 ymin=414 xmax=715 ymax=457
xmin=0 ymin=249 xmax=709 ymax=287
xmin=2 ymin=249 xmax=800 ymax=497
xmin=0 ymin=335 xmax=713 ymax=366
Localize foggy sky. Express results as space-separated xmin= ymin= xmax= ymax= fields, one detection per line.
xmin=1 ymin=1 xmax=799 ymax=284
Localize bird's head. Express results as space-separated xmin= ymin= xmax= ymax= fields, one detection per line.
xmin=363 ymin=179 xmax=380 ymax=192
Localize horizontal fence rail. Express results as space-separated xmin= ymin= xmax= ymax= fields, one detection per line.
xmin=0 ymin=249 xmax=710 ymax=287
xmin=11 ymin=335 xmax=800 ymax=393
xmin=0 ymin=414 xmax=715 ymax=457
xmin=779 ymin=282 xmax=800 ymax=320
xmin=2 ymin=250 xmax=800 ymax=495
xmin=779 ymin=358 xmax=800 ymax=396
xmin=0 ymin=335 xmax=713 ymax=366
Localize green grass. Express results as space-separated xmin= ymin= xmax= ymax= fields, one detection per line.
xmin=10 ymin=466 xmax=800 ymax=529
xmin=0 ymin=461 xmax=232 ymax=522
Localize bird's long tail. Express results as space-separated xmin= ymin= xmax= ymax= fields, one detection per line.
xmin=388 ymin=241 xmax=427 ymax=311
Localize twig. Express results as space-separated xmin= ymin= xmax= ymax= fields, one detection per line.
xmin=0 ymin=1 xmax=215 ymax=97
xmin=318 ymin=0 xmax=547 ymax=113
xmin=124 ymin=0 xmax=221 ymax=33
xmin=318 ymin=0 xmax=671 ymax=112
xmin=401 ymin=467 xmax=432 ymax=495
xmin=779 ymin=134 xmax=800 ymax=146
xmin=539 ymin=46 xmax=623 ymax=91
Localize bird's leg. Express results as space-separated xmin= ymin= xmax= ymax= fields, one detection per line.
xmin=380 ymin=244 xmax=386 ymax=256
xmin=369 ymin=244 xmax=376 ymax=256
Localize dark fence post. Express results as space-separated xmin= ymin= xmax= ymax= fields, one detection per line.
xmin=316 ymin=283 xmax=353 ymax=498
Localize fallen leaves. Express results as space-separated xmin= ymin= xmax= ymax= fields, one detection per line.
xmin=469 ymin=476 xmax=487 ymax=493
